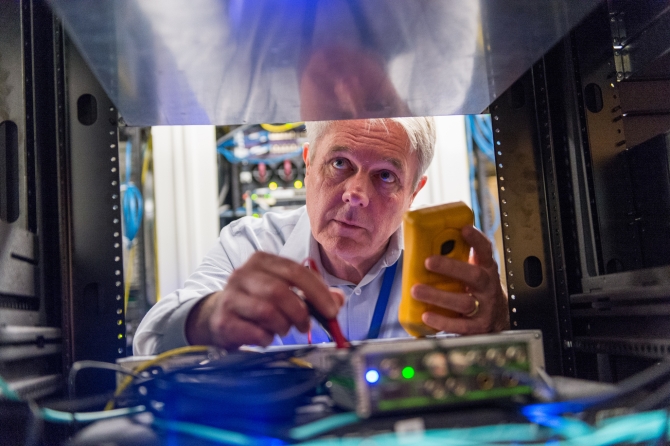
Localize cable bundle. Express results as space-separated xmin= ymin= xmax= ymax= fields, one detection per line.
xmin=131 ymin=348 xmax=326 ymax=434
xmin=7 ymin=349 xmax=670 ymax=445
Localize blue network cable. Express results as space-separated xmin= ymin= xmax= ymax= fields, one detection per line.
xmin=465 ymin=115 xmax=501 ymax=268
xmin=217 ymin=143 xmax=303 ymax=165
xmin=465 ymin=115 xmax=483 ymax=230
xmin=123 ymin=141 xmax=144 ymax=245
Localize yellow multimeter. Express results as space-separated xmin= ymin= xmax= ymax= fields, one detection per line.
xmin=399 ymin=201 xmax=474 ymax=337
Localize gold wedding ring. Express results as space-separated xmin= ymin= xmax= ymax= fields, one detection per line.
xmin=464 ymin=295 xmax=480 ymax=318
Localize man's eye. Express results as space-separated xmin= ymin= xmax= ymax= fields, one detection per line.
xmin=379 ymin=171 xmax=396 ymax=183
xmin=332 ymin=159 xmax=348 ymax=169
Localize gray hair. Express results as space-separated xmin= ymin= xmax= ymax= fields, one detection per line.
xmin=304 ymin=117 xmax=436 ymax=185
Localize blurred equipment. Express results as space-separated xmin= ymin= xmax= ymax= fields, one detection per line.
xmin=47 ymin=0 xmax=603 ymax=124
xmin=328 ymin=331 xmax=544 ymax=417
xmin=217 ymin=123 xmax=307 ymax=226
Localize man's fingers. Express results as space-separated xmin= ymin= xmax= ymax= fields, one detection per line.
xmin=231 ymin=296 xmax=294 ymax=337
xmin=233 ymin=271 xmax=311 ymax=332
xmin=210 ymin=315 xmax=275 ymax=350
xmin=421 ymin=311 xmax=485 ymax=336
xmin=203 ymin=252 xmax=344 ymax=349
xmin=411 ymin=284 xmax=476 ymax=315
xmin=425 ymin=256 xmax=491 ymax=292
xmin=250 ymin=252 xmax=340 ymax=319
xmin=462 ymin=226 xmax=494 ymax=268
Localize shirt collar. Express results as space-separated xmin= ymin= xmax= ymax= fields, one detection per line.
xmin=308 ymin=227 xmax=403 ymax=288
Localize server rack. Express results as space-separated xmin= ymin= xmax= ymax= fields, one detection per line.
xmin=0 ymin=0 xmax=125 ymax=398
xmin=493 ymin=1 xmax=670 ymax=380
xmin=1 ymin=0 xmax=669 ymax=403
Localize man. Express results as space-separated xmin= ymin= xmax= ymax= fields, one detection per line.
xmin=134 ymin=118 xmax=509 ymax=355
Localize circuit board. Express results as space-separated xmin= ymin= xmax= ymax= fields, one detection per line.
xmin=326 ymin=330 xmax=544 ymax=417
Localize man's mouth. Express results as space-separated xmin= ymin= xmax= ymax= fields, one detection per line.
xmin=333 ymin=219 xmax=365 ymax=230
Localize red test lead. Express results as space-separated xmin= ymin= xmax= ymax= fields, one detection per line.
xmin=302 ymin=258 xmax=350 ymax=349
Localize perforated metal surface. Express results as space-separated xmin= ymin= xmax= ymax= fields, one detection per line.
xmin=48 ymin=0 xmax=600 ymax=125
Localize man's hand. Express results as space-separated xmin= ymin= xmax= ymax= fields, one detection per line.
xmin=186 ymin=252 xmax=344 ymax=350
xmin=410 ymin=226 xmax=510 ymax=334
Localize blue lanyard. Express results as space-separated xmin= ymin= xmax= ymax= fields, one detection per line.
xmin=366 ymin=261 xmax=398 ymax=339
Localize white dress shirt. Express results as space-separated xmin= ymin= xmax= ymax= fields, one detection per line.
xmin=133 ymin=206 xmax=410 ymax=355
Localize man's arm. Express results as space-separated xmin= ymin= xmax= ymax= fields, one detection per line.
xmin=132 ymin=238 xmax=238 ymax=355
xmin=185 ymin=252 xmax=343 ymax=350
xmin=134 ymin=249 xmax=343 ymax=354
xmin=409 ymin=225 xmax=510 ymax=334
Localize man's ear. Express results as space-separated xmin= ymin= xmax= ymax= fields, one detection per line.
xmin=302 ymin=143 xmax=310 ymax=168
xmin=409 ymin=175 xmax=428 ymax=205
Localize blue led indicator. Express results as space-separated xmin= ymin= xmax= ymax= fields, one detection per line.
xmin=365 ymin=369 xmax=380 ymax=384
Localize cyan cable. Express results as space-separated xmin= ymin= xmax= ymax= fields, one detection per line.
xmin=298 ymin=423 xmax=545 ymax=446
xmin=152 ymin=418 xmax=285 ymax=446
xmin=0 ymin=372 xmax=20 ymax=401
xmin=296 ymin=412 xmax=670 ymax=446
xmin=41 ymin=405 xmax=146 ymax=423
xmin=2 ymin=370 xmax=146 ymax=424
xmin=289 ymin=412 xmax=360 ymax=440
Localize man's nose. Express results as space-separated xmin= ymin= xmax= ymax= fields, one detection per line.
xmin=342 ymin=173 xmax=371 ymax=207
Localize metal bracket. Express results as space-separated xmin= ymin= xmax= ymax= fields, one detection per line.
xmin=609 ymin=11 xmax=630 ymax=81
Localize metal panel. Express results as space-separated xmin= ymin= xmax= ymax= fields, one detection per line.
xmin=0 ymin=326 xmax=60 ymax=343
xmin=0 ymin=0 xmax=30 ymax=232
xmin=619 ymin=81 xmax=670 ymax=148
xmin=7 ymin=374 xmax=62 ymax=400
xmin=490 ymin=65 xmax=574 ymax=376
xmin=0 ymin=0 xmax=69 ymax=401
xmin=47 ymin=0 xmax=601 ymax=125
xmin=0 ymin=222 xmax=36 ymax=300
xmin=0 ymin=0 xmax=41 ymax=328
xmin=0 ymin=344 xmax=61 ymax=362
xmin=574 ymin=337 xmax=670 ymax=359
xmin=575 ymin=3 xmax=642 ymax=276
xmin=64 ymin=35 xmax=126 ymax=395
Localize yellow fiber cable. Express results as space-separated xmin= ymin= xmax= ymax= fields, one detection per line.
xmin=288 ymin=358 xmax=313 ymax=369
xmin=123 ymin=244 xmax=135 ymax=314
xmin=260 ymin=122 xmax=304 ymax=133
xmin=140 ymin=134 xmax=151 ymax=186
xmin=142 ymin=133 xmax=160 ymax=302
xmin=105 ymin=345 xmax=210 ymax=410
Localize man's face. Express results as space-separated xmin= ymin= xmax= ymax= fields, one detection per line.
xmin=304 ymin=120 xmax=426 ymax=267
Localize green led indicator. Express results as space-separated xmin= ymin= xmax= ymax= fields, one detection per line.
xmin=251 ymin=193 xmax=258 ymax=200
xmin=401 ymin=366 xmax=415 ymax=379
